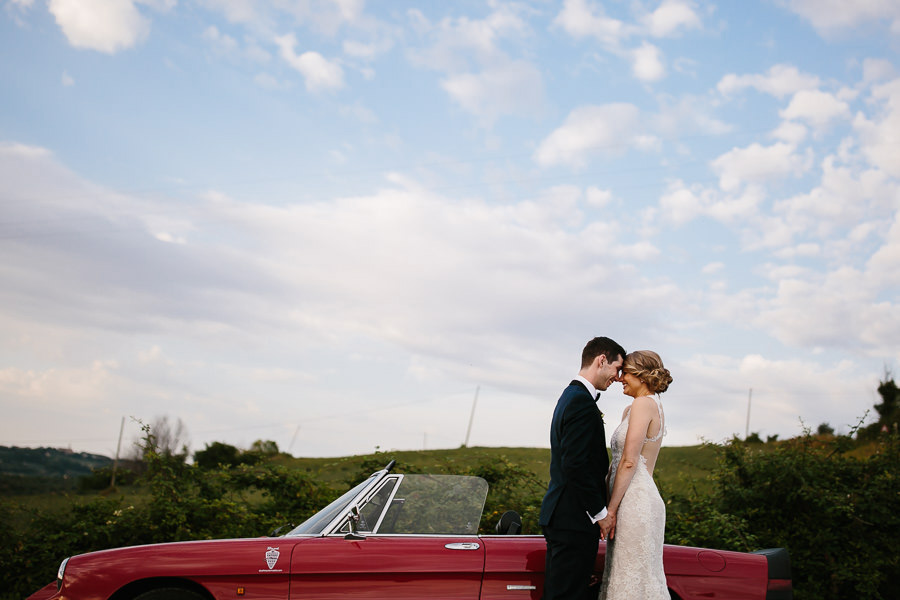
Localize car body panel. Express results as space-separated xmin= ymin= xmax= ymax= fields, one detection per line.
xmin=290 ymin=535 xmax=484 ymax=599
xmin=59 ymin=539 xmax=296 ymax=600
xmin=480 ymin=535 xmax=548 ymax=599
xmin=663 ymin=546 xmax=769 ymax=600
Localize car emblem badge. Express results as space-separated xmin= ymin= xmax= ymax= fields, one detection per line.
xmin=265 ymin=547 xmax=280 ymax=570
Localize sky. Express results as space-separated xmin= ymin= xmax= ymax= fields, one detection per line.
xmin=1 ymin=0 xmax=899 ymax=461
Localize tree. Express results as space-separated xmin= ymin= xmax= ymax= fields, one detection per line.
xmin=874 ymin=376 xmax=899 ymax=427
xmin=194 ymin=442 xmax=241 ymax=469
xmin=249 ymin=440 xmax=279 ymax=456
xmin=151 ymin=416 xmax=190 ymax=459
xmin=859 ymin=372 xmax=900 ymax=439
xmin=816 ymin=422 xmax=834 ymax=435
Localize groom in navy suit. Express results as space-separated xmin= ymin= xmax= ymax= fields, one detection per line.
xmin=539 ymin=336 xmax=626 ymax=600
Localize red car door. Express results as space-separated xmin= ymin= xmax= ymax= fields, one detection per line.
xmin=289 ymin=534 xmax=485 ymax=599
xmin=480 ymin=535 xmax=548 ymax=599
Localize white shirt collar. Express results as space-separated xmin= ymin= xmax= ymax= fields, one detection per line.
xmin=574 ymin=375 xmax=599 ymax=401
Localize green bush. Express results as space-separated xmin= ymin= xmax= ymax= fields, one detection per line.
xmin=665 ymin=432 xmax=900 ymax=600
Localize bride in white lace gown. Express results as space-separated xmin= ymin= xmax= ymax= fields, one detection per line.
xmin=599 ymin=350 xmax=673 ymax=600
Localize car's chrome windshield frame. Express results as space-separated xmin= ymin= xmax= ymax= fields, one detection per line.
xmin=285 ymin=465 xmax=395 ymax=537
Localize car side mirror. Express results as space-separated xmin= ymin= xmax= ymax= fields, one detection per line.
xmin=344 ymin=505 xmax=366 ymax=541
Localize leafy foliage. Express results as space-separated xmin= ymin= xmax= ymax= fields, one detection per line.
xmin=859 ymin=374 xmax=900 ymax=439
xmin=666 ymin=431 xmax=900 ymax=600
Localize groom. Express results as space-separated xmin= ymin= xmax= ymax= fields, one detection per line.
xmin=539 ymin=336 xmax=625 ymax=600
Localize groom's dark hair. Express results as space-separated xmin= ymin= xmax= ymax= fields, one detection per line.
xmin=581 ymin=336 xmax=626 ymax=369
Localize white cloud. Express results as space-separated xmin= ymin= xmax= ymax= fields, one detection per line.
xmin=631 ymin=42 xmax=665 ymax=82
xmin=702 ymin=262 xmax=724 ymax=274
xmin=861 ymin=58 xmax=896 ymax=86
xmin=534 ymin=103 xmax=643 ymax=168
xmin=343 ymin=38 xmax=393 ymax=60
xmin=202 ymin=25 xmax=238 ymax=53
xmin=61 ymin=71 xmax=74 ymax=86
xmin=653 ymin=95 xmax=732 ymax=138
xmin=642 ymin=0 xmax=702 ymax=37
xmin=406 ymin=4 xmax=540 ymax=124
xmin=441 ymin=60 xmax=544 ymax=123
xmin=775 ymin=155 xmax=896 ymax=238
xmin=49 ymin=0 xmax=150 ymax=53
xmin=771 ymin=120 xmax=808 ymax=145
xmin=717 ymin=64 xmax=821 ymax=98
xmin=199 ymin=0 xmax=258 ymax=25
xmin=0 ymin=361 xmax=117 ymax=407
xmin=780 ymin=0 xmax=900 ymax=36
xmin=659 ymin=181 xmax=705 ymax=226
xmin=585 ymin=186 xmax=613 ymax=208
xmin=274 ymin=34 xmax=344 ymax=92
xmin=201 ymin=0 xmax=370 ymax=35
xmin=711 ymin=142 xmax=810 ymax=192
xmin=409 ymin=3 xmax=530 ymax=72
xmin=854 ymin=78 xmax=900 ymax=177
xmin=866 ymin=210 xmax=900 ymax=287
xmin=553 ymin=0 xmax=629 ymax=46
xmin=779 ymin=89 xmax=851 ymax=129
xmin=758 ymin=265 xmax=900 ymax=355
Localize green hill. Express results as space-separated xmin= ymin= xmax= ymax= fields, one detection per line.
xmin=0 ymin=446 xmax=112 ymax=495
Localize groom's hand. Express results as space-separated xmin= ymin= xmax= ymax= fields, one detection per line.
xmin=598 ymin=514 xmax=616 ymax=540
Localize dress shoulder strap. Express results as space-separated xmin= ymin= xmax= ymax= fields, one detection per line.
xmin=644 ymin=395 xmax=666 ymax=443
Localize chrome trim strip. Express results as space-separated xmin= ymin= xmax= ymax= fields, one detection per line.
xmin=507 ymin=585 xmax=537 ymax=590
xmin=370 ymin=477 xmax=402 ymax=533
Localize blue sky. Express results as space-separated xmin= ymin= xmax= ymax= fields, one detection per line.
xmin=2 ymin=0 xmax=899 ymax=459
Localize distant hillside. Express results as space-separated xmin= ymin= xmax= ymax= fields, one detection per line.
xmin=0 ymin=446 xmax=112 ymax=477
xmin=0 ymin=446 xmax=112 ymax=494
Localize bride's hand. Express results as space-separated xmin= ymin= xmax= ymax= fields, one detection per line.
xmin=598 ymin=513 xmax=616 ymax=540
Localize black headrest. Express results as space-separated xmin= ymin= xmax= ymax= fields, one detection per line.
xmin=495 ymin=510 xmax=522 ymax=535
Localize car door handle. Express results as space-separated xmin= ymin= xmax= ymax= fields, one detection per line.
xmin=444 ymin=542 xmax=480 ymax=550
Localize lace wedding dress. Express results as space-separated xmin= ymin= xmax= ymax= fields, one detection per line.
xmin=599 ymin=396 xmax=669 ymax=600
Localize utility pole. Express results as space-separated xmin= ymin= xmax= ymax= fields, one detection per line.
xmin=288 ymin=425 xmax=301 ymax=456
xmin=111 ymin=416 xmax=125 ymax=488
xmin=463 ymin=386 xmax=480 ymax=448
xmin=745 ymin=388 xmax=752 ymax=439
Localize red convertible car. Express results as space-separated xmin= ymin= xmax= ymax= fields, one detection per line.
xmin=29 ymin=461 xmax=791 ymax=600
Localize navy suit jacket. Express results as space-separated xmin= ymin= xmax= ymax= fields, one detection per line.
xmin=539 ymin=380 xmax=610 ymax=533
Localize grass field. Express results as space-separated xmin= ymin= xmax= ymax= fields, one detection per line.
xmin=274 ymin=443 xmax=720 ymax=494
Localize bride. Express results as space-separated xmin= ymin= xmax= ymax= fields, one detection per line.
xmin=599 ymin=350 xmax=673 ymax=600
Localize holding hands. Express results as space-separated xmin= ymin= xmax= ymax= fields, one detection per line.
xmin=598 ymin=512 xmax=616 ymax=540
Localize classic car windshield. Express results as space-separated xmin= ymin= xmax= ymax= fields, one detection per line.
xmin=344 ymin=474 xmax=489 ymax=535
xmin=289 ymin=473 xmax=489 ymax=537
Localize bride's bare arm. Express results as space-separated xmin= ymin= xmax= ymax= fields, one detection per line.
xmin=604 ymin=396 xmax=657 ymax=535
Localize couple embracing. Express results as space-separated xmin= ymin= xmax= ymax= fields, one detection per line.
xmin=540 ymin=336 xmax=673 ymax=600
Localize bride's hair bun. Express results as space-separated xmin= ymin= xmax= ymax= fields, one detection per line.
xmin=624 ymin=351 xmax=673 ymax=394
